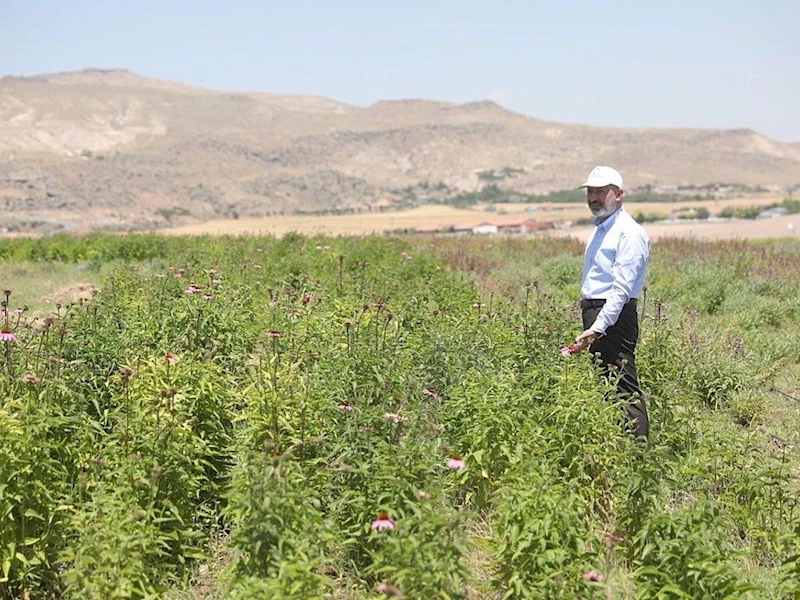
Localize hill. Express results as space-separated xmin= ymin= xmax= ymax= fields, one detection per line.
xmin=2 ymin=68 xmax=799 ymax=232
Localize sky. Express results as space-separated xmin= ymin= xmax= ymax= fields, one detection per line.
xmin=3 ymin=0 xmax=799 ymax=142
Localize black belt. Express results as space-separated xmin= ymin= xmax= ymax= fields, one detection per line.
xmin=580 ymin=298 xmax=637 ymax=310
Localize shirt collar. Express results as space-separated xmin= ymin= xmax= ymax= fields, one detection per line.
xmin=595 ymin=206 xmax=625 ymax=229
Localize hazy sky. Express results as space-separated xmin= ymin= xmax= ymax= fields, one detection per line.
xmin=3 ymin=0 xmax=799 ymax=142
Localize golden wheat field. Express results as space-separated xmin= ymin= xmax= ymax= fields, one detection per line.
xmin=162 ymin=195 xmax=796 ymax=241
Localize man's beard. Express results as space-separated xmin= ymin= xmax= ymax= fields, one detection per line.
xmin=590 ymin=204 xmax=616 ymax=219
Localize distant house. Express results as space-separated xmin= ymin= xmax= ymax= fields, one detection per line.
xmin=411 ymin=218 xmax=555 ymax=236
xmin=471 ymin=222 xmax=499 ymax=235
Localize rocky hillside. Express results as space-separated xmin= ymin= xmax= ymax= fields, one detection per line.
xmin=2 ymin=68 xmax=799 ymax=232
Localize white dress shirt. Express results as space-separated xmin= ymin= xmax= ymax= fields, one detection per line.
xmin=581 ymin=206 xmax=650 ymax=335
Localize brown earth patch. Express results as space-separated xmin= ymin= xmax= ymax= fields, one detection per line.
xmin=42 ymin=283 xmax=99 ymax=307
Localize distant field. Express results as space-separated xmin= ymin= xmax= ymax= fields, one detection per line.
xmin=163 ymin=195 xmax=794 ymax=240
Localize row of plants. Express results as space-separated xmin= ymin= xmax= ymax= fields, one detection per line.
xmin=0 ymin=233 xmax=798 ymax=598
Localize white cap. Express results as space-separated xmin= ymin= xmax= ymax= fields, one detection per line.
xmin=578 ymin=165 xmax=624 ymax=189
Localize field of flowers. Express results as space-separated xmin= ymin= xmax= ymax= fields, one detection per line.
xmin=0 ymin=233 xmax=799 ymax=599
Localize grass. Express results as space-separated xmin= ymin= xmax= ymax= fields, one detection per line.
xmin=0 ymin=261 xmax=106 ymax=316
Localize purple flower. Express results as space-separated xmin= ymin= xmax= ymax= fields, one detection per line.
xmin=371 ymin=511 xmax=396 ymax=532
xmin=0 ymin=329 xmax=17 ymax=342
xmin=382 ymin=412 xmax=407 ymax=424
xmin=22 ymin=373 xmax=41 ymax=384
xmin=338 ymin=403 xmax=354 ymax=413
xmin=446 ymin=455 xmax=466 ymax=470
xmin=422 ymin=388 xmax=438 ymax=399
xmin=583 ymin=571 xmax=604 ymax=582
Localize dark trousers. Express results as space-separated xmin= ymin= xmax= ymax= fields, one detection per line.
xmin=582 ymin=302 xmax=649 ymax=439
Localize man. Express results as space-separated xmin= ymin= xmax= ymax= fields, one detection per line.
xmin=575 ymin=166 xmax=650 ymax=439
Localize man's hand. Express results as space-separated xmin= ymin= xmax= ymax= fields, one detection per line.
xmin=575 ymin=329 xmax=600 ymax=349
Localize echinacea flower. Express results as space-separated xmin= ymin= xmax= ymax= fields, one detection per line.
xmin=583 ymin=571 xmax=604 ymax=582
xmin=164 ymin=353 xmax=180 ymax=365
xmin=371 ymin=511 xmax=396 ymax=532
xmin=0 ymin=329 xmax=17 ymax=342
xmin=382 ymin=412 xmax=407 ymax=424
xmin=22 ymin=373 xmax=41 ymax=384
xmin=446 ymin=455 xmax=466 ymax=470
xmin=185 ymin=283 xmax=202 ymax=294
xmin=376 ymin=582 xmax=404 ymax=597
xmin=560 ymin=343 xmax=583 ymax=357
xmin=338 ymin=403 xmax=354 ymax=412
xmin=422 ymin=388 xmax=438 ymax=399
xmin=473 ymin=301 xmax=484 ymax=309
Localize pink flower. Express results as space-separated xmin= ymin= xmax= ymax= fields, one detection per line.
xmin=185 ymin=283 xmax=202 ymax=294
xmin=382 ymin=412 xmax=407 ymax=424
xmin=583 ymin=571 xmax=604 ymax=582
xmin=418 ymin=491 xmax=431 ymax=500
xmin=0 ymin=329 xmax=17 ymax=342
xmin=376 ymin=582 xmax=404 ymax=597
xmin=446 ymin=455 xmax=466 ymax=470
xmin=267 ymin=330 xmax=282 ymax=338
xmin=560 ymin=343 xmax=583 ymax=357
xmin=164 ymin=353 xmax=180 ymax=365
xmin=371 ymin=511 xmax=396 ymax=532
xmin=338 ymin=403 xmax=354 ymax=412
xmin=422 ymin=388 xmax=438 ymax=399
xmin=22 ymin=373 xmax=41 ymax=384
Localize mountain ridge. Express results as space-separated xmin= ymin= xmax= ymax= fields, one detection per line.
xmin=1 ymin=68 xmax=798 ymax=233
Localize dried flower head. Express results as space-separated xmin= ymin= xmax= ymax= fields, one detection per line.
xmin=376 ymin=582 xmax=404 ymax=597
xmin=382 ymin=412 xmax=407 ymax=424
